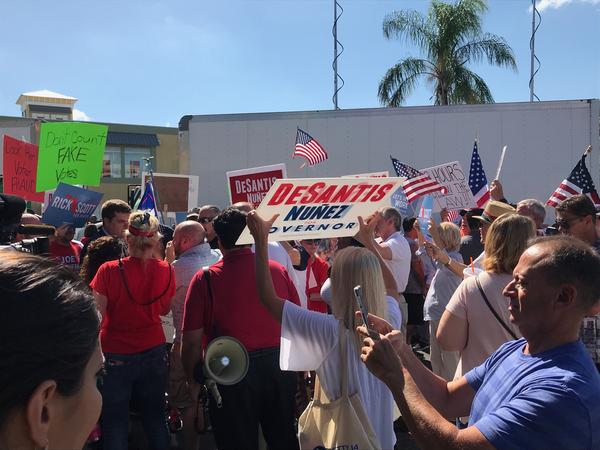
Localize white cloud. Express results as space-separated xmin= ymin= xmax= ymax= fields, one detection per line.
xmin=534 ymin=0 xmax=600 ymax=12
xmin=73 ymin=108 xmax=91 ymax=121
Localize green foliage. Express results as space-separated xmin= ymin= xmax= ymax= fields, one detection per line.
xmin=379 ymin=0 xmax=517 ymax=106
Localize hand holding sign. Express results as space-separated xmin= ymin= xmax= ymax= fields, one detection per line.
xmin=247 ymin=211 xmax=279 ymax=244
xmin=36 ymin=122 xmax=108 ymax=191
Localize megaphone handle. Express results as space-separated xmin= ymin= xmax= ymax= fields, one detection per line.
xmin=205 ymin=379 xmax=223 ymax=408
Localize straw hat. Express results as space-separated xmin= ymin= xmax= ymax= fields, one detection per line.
xmin=472 ymin=200 xmax=516 ymax=224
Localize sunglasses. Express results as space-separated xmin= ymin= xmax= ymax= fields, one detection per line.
xmin=198 ymin=217 xmax=214 ymax=224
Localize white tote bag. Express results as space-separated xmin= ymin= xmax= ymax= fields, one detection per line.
xmin=298 ymin=321 xmax=381 ymax=450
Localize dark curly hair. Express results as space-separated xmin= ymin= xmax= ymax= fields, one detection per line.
xmin=80 ymin=236 xmax=125 ymax=284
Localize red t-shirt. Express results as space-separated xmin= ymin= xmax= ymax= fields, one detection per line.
xmin=90 ymin=257 xmax=175 ymax=354
xmin=306 ymin=256 xmax=330 ymax=313
xmin=182 ymin=248 xmax=300 ymax=352
xmin=50 ymin=240 xmax=83 ymax=272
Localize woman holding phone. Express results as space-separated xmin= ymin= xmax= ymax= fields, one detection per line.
xmin=248 ymin=211 xmax=401 ymax=449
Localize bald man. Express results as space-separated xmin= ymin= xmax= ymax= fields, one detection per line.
xmin=167 ymin=220 xmax=221 ymax=450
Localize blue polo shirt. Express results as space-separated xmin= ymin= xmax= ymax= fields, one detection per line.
xmin=466 ymin=338 xmax=600 ymax=450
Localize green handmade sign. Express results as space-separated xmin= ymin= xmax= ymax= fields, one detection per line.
xmin=36 ymin=122 xmax=108 ymax=191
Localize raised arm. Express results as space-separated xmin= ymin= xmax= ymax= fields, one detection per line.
xmin=247 ymin=212 xmax=286 ymax=323
xmin=278 ymin=240 xmax=301 ymax=266
xmin=356 ymin=214 xmax=399 ymax=301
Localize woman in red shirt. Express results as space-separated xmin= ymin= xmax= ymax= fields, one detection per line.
xmin=90 ymin=212 xmax=175 ymax=450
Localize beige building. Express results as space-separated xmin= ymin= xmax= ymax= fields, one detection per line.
xmin=1 ymin=90 xmax=179 ymax=208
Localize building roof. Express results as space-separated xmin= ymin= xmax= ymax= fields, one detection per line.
xmin=107 ymin=131 xmax=160 ymax=147
xmin=16 ymin=90 xmax=78 ymax=105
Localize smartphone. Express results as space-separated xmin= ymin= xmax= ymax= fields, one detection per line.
xmin=353 ymin=285 xmax=380 ymax=340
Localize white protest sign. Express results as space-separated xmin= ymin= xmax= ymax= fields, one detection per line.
xmin=226 ymin=163 xmax=287 ymax=207
xmin=236 ymin=177 xmax=405 ymax=245
xmin=420 ymin=161 xmax=476 ymax=211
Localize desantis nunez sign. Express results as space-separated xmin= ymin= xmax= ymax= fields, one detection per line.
xmin=226 ymin=163 xmax=286 ymax=207
xmin=236 ymin=177 xmax=404 ymax=245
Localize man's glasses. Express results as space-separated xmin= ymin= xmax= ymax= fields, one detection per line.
xmin=199 ymin=217 xmax=214 ymax=224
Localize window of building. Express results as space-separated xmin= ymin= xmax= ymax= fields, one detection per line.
xmin=102 ymin=145 xmax=154 ymax=180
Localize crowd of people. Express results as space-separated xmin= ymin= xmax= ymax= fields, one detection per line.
xmin=0 ymin=177 xmax=599 ymax=450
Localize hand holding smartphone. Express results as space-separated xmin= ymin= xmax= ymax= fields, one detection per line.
xmin=354 ymin=285 xmax=380 ymax=341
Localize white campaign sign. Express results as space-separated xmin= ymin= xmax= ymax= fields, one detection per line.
xmin=341 ymin=171 xmax=389 ymax=178
xmin=420 ymin=161 xmax=475 ymax=211
xmin=236 ymin=177 xmax=405 ymax=245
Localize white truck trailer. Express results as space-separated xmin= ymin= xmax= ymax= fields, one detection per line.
xmin=179 ymin=99 xmax=600 ymax=210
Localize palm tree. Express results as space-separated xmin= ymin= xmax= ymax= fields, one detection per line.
xmin=378 ymin=0 xmax=517 ymax=107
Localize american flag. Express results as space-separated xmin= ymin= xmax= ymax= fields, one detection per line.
xmin=547 ymin=151 xmax=600 ymax=208
xmin=294 ymin=128 xmax=328 ymax=166
xmin=391 ymin=157 xmax=446 ymax=203
xmin=468 ymin=141 xmax=490 ymax=208
xmin=445 ymin=210 xmax=460 ymax=223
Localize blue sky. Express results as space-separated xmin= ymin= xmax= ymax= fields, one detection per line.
xmin=0 ymin=0 xmax=598 ymax=127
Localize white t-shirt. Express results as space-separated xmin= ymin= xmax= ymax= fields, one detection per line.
xmin=380 ymin=231 xmax=411 ymax=293
xmin=280 ymin=297 xmax=402 ymax=450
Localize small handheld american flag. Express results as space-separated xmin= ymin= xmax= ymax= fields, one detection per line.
xmin=390 ymin=156 xmax=446 ymax=203
xmin=468 ymin=141 xmax=490 ymax=208
xmin=547 ymin=147 xmax=600 ymax=208
xmin=294 ymin=128 xmax=328 ymax=166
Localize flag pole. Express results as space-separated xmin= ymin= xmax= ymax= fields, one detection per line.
xmin=142 ymin=157 xmax=166 ymax=225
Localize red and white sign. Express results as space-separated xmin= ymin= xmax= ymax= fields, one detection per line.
xmin=236 ymin=177 xmax=405 ymax=245
xmin=226 ymin=163 xmax=286 ymax=207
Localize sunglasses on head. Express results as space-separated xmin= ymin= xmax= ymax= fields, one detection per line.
xmin=199 ymin=217 xmax=214 ymax=224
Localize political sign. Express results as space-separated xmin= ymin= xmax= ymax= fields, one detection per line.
xmin=227 ymin=163 xmax=287 ymax=207
xmin=41 ymin=183 xmax=103 ymax=228
xmin=236 ymin=177 xmax=405 ymax=245
xmin=2 ymin=135 xmax=44 ymax=202
xmin=36 ymin=122 xmax=108 ymax=191
xmin=420 ymin=161 xmax=476 ymax=211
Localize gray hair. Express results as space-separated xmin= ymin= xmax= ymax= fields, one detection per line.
xmin=517 ymin=199 xmax=546 ymax=224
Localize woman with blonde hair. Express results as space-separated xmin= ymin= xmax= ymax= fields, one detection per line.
xmin=436 ymin=213 xmax=536 ymax=378
xmin=423 ymin=221 xmax=463 ymax=381
xmin=90 ymin=211 xmax=175 ymax=450
xmin=248 ymin=212 xmax=402 ymax=449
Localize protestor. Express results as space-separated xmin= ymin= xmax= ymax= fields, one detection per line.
xmin=555 ymin=194 xmax=600 ymax=369
xmin=402 ymin=217 xmax=428 ymax=347
xmin=292 ymin=238 xmax=329 ymax=312
xmin=458 ymin=209 xmax=484 ymax=264
xmin=14 ymin=212 xmax=43 ymax=241
xmin=49 ymin=223 xmax=83 ymax=272
xmin=0 ymin=253 xmax=102 ymax=450
xmin=182 ymin=207 xmax=300 ymax=450
xmin=516 ymin=198 xmax=546 ymax=234
xmin=81 ymin=199 xmax=131 ymax=258
xmin=81 ymin=222 xmax=100 ymax=246
xmin=90 ymin=212 xmax=175 ymax=450
xmin=359 ymin=235 xmax=600 ymax=450
xmin=232 ymin=201 xmax=301 ymax=291
xmin=439 ymin=201 xmax=516 ymax=277
xmin=435 ymin=214 xmax=534 ymax=378
xmin=423 ymin=221 xmax=462 ymax=381
xmin=80 ymin=236 xmax=125 ymax=285
xmin=248 ymin=211 xmax=402 ymax=450
xmin=197 ymin=205 xmax=220 ymax=249
xmin=373 ymin=207 xmax=411 ymax=332
xmin=168 ymin=220 xmax=221 ymax=450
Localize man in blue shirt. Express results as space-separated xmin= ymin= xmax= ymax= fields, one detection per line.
xmin=360 ymin=235 xmax=600 ymax=450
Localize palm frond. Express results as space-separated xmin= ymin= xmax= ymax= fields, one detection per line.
xmin=383 ymin=10 xmax=435 ymax=50
xmin=449 ymin=67 xmax=494 ymax=104
xmin=455 ymin=33 xmax=517 ymax=70
xmin=378 ymin=58 xmax=433 ymax=107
